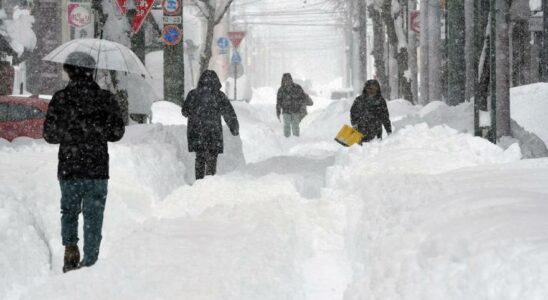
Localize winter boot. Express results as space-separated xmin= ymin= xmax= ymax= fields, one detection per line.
xmin=63 ymin=245 xmax=80 ymax=273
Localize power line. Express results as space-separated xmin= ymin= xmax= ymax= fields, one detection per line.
xmin=241 ymin=22 xmax=345 ymax=27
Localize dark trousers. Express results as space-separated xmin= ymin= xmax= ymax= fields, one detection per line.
xmin=60 ymin=179 xmax=108 ymax=267
xmin=195 ymin=152 xmax=218 ymax=180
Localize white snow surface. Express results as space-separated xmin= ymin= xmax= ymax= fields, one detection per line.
xmin=0 ymin=8 xmax=36 ymax=56
xmin=1 ymin=83 xmax=548 ymax=300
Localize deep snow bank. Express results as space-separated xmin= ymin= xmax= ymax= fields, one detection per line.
xmin=510 ymin=83 xmax=548 ymax=144
xmin=0 ymin=123 xmax=244 ymax=299
xmin=322 ymin=124 xmax=547 ymax=300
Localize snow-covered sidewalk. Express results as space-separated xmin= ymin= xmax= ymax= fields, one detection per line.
xmin=2 ymin=86 xmax=548 ymax=299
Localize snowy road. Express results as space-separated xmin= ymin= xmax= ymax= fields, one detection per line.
xmin=2 ymin=89 xmax=548 ymax=299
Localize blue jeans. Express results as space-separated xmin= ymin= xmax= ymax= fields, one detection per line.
xmin=60 ymin=179 xmax=108 ymax=267
xmin=282 ymin=113 xmax=301 ymax=137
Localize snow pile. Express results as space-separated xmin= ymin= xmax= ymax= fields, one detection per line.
xmin=339 ymin=159 xmax=548 ymax=299
xmin=250 ymin=86 xmax=276 ymax=104
xmin=0 ymin=142 xmax=58 ymax=299
xmin=118 ymin=124 xmax=245 ymax=187
xmin=510 ymin=83 xmax=548 ymax=144
xmin=0 ymin=123 xmax=245 ymax=299
xmin=0 ymin=8 xmax=36 ymax=56
xmin=393 ymin=98 xmax=548 ymax=158
xmin=327 ymin=123 xmax=521 ymax=187
xmin=324 ymin=125 xmax=547 ymax=300
xmin=151 ymin=101 xmax=186 ymax=125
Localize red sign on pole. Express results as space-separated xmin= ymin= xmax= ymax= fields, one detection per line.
xmin=131 ymin=0 xmax=155 ymax=33
xmin=228 ymin=31 xmax=246 ymax=48
xmin=115 ymin=0 xmax=127 ymax=15
xmin=410 ymin=10 xmax=420 ymax=34
xmin=162 ymin=0 xmax=182 ymax=16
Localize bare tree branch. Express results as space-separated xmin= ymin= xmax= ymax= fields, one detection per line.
xmin=214 ymin=0 xmax=235 ymax=25
xmin=198 ymin=0 xmax=215 ymax=13
xmin=190 ymin=0 xmax=209 ymax=18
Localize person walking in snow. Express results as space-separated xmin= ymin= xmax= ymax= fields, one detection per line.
xmin=182 ymin=70 xmax=239 ymax=180
xmin=43 ymin=52 xmax=125 ymax=272
xmin=276 ymin=73 xmax=311 ymax=137
xmin=350 ymin=79 xmax=392 ymax=144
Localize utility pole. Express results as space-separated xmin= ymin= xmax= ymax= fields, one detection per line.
xmin=464 ymin=0 xmax=475 ymax=103
xmin=495 ymin=0 xmax=511 ymax=138
xmin=163 ymin=0 xmax=184 ymax=105
xmin=447 ymin=0 xmax=465 ymax=105
xmin=419 ymin=0 xmax=429 ymax=104
xmin=128 ymin=9 xmax=145 ymax=63
xmin=542 ymin=0 xmax=548 ymax=81
xmin=358 ymin=0 xmax=368 ymax=83
xmin=428 ymin=0 xmax=442 ymax=102
xmin=489 ymin=0 xmax=496 ymax=143
xmin=346 ymin=6 xmax=354 ymax=89
xmin=408 ymin=0 xmax=418 ymax=104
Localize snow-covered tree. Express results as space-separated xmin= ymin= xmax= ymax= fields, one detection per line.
xmin=383 ymin=0 xmax=412 ymax=102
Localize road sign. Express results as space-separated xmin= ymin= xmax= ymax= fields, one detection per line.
xmin=162 ymin=25 xmax=182 ymax=46
xmin=228 ymin=31 xmax=246 ymax=48
xmin=163 ymin=16 xmax=182 ymax=24
xmin=68 ymin=2 xmax=92 ymax=28
xmin=115 ymin=0 xmax=127 ymax=15
xmin=163 ymin=0 xmax=182 ymax=16
xmin=217 ymin=37 xmax=230 ymax=49
xmin=231 ymin=51 xmax=242 ymax=64
xmin=410 ymin=10 xmax=420 ymax=33
xmin=131 ymin=0 xmax=155 ymax=33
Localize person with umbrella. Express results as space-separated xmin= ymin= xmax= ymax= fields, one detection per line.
xmin=182 ymin=70 xmax=239 ymax=180
xmin=42 ymin=38 xmax=154 ymax=125
xmin=43 ymin=52 xmax=125 ymax=272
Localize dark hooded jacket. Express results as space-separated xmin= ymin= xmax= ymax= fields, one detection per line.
xmin=43 ymin=78 xmax=125 ymax=179
xmin=276 ymin=73 xmax=308 ymax=116
xmin=182 ymin=70 xmax=239 ymax=154
xmin=350 ymin=80 xmax=391 ymax=143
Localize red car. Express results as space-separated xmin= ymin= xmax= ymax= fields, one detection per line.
xmin=0 ymin=95 xmax=50 ymax=141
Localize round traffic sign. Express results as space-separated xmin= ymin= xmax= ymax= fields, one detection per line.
xmin=162 ymin=0 xmax=181 ymax=16
xmin=217 ymin=37 xmax=229 ymax=49
xmin=162 ymin=25 xmax=182 ymax=46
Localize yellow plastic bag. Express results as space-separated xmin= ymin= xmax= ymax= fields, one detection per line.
xmin=335 ymin=124 xmax=364 ymax=147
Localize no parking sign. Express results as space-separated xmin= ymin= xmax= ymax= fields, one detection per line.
xmin=162 ymin=25 xmax=182 ymax=46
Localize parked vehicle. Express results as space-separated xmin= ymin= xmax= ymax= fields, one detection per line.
xmin=0 ymin=95 xmax=49 ymax=141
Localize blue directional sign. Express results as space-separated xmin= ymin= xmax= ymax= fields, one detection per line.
xmin=217 ymin=37 xmax=230 ymax=49
xmin=231 ymin=51 xmax=242 ymax=64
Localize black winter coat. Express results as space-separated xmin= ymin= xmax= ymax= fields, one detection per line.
xmin=276 ymin=83 xmax=307 ymax=116
xmin=43 ymin=79 xmax=125 ymax=179
xmin=350 ymin=94 xmax=391 ymax=143
xmin=182 ymin=87 xmax=239 ymax=154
